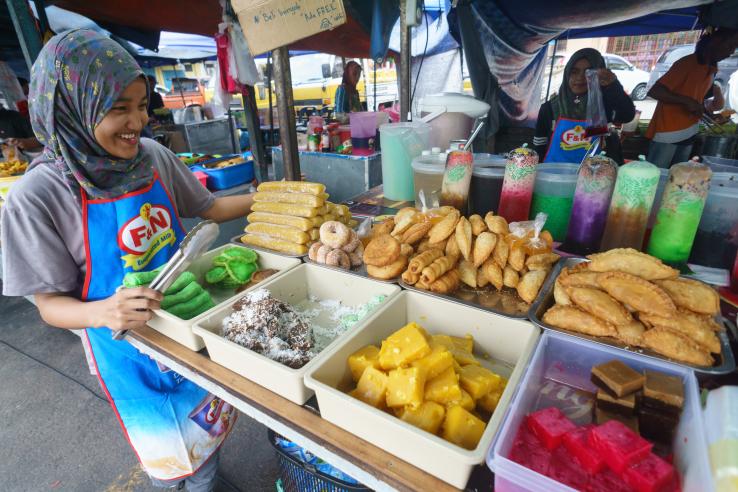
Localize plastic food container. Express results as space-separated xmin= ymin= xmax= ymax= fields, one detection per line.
xmin=529 ymin=163 xmax=578 ymax=242
xmin=147 ymin=244 xmax=301 ymax=351
xmin=192 ymin=264 xmax=400 ymax=404
xmin=690 ymin=172 xmax=738 ymax=269
xmin=488 ymin=331 xmax=712 ymax=492
xmin=469 ymin=154 xmax=507 ymax=216
xmin=305 ymin=290 xmax=540 ymax=489
xmin=701 ymin=155 xmax=738 ymax=173
xmin=703 ymin=386 xmax=738 ymax=491
xmin=192 ymin=170 xmax=208 ymax=189
xmin=379 ymin=122 xmax=432 ymax=201
xmin=412 ymin=153 xmax=445 ymax=206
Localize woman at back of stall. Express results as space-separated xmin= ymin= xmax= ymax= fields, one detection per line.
xmin=534 ymin=48 xmax=636 ymax=164
xmin=0 ymin=30 xmax=254 ymax=490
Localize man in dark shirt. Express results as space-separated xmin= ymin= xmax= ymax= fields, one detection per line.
xmin=147 ymin=75 xmax=165 ymax=116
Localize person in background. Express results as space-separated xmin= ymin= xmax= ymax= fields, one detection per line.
xmin=0 ymin=105 xmax=41 ymax=150
xmin=1 ymin=30 xmax=253 ymax=491
xmin=334 ymin=60 xmax=362 ymax=120
xmin=646 ymin=26 xmax=738 ymax=168
xmin=534 ymin=48 xmax=635 ymax=164
xmin=146 ymin=74 xmax=165 ymax=117
xmin=17 ymin=77 xmax=29 ymax=97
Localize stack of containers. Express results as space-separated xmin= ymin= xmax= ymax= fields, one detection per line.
xmin=689 ymin=172 xmax=738 ymax=269
xmin=528 ymin=163 xmax=578 ymax=242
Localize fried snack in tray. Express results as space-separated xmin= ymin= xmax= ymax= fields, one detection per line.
xmin=553 ymin=277 xmax=571 ymax=306
xmin=473 ymin=232 xmax=497 ymax=268
xmin=257 ymin=181 xmax=325 ymax=195
xmin=241 ymin=234 xmax=308 ymax=255
xmin=615 ymin=320 xmax=646 ymax=347
xmin=363 ymin=234 xmax=401 ymax=267
xmin=401 ymin=222 xmax=432 ymax=245
xmin=641 ymin=329 xmax=714 ymax=367
xmin=502 ymin=266 xmax=519 ymax=288
xmin=428 ymin=210 xmax=460 ymax=244
xmin=392 ymin=207 xmax=421 ymax=236
xmin=639 ymin=312 xmax=721 ymax=354
xmin=492 ymin=237 xmax=509 ymax=269
xmin=517 ymin=270 xmax=547 ymax=304
xmin=400 ymin=243 xmax=414 ymax=257
xmin=597 ymin=272 xmax=676 ymax=318
xmin=245 ymin=223 xmax=310 ymax=245
xmin=655 ymin=277 xmax=721 ymax=315
xmin=507 ymin=241 xmax=526 ymax=271
xmin=366 ymin=255 xmax=407 ymax=280
xmin=482 ymin=259 xmax=504 ymax=291
xmin=458 ymin=260 xmax=477 ymax=288
xmin=408 ymin=249 xmax=443 ymax=274
xmin=565 ymin=286 xmax=633 ymax=326
xmin=446 ymin=232 xmax=461 ymax=260
xmin=484 ymin=213 xmax=509 ymax=235
xmin=477 ymin=267 xmax=490 ymax=288
xmin=430 ymin=269 xmax=460 ymax=294
xmin=455 ymin=217 xmax=473 ymax=261
xmin=402 ymin=269 xmax=421 ymax=285
xmin=543 ymin=305 xmax=617 ymax=337
xmin=421 ymin=255 xmax=456 ymax=284
xmin=253 ymin=191 xmax=325 ymax=208
xmin=469 ymin=214 xmax=487 ymax=236
xmin=526 ymin=253 xmax=560 ymax=271
xmin=587 ymin=248 xmax=679 ymax=280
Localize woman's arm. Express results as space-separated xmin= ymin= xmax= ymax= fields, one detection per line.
xmin=199 ymin=194 xmax=254 ymax=223
xmin=35 ymin=288 xmax=162 ymax=331
xmin=601 ymin=80 xmax=636 ymax=124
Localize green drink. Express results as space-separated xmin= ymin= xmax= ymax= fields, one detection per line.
xmin=530 ymin=193 xmax=574 ymax=241
xmin=647 ymin=161 xmax=712 ymax=263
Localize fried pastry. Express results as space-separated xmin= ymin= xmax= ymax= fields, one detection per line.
xmin=420 ymin=255 xmax=457 ymax=284
xmin=493 ymin=236 xmax=509 ymax=269
xmin=416 ymin=239 xmax=433 ymax=253
xmin=458 ymin=260 xmax=477 ymax=288
xmin=587 ymin=248 xmax=679 ymax=280
xmin=401 ymin=222 xmax=432 ymax=245
xmin=679 ymin=308 xmax=723 ymax=332
xmin=455 ymin=217 xmax=473 ymax=261
xmin=542 ymin=305 xmax=617 ymax=337
xmin=539 ymin=230 xmax=554 ymax=248
xmin=482 ymin=259 xmax=503 ymax=291
xmin=428 ymin=210 xmax=460 ymax=244
xmin=372 ymin=218 xmax=395 ymax=238
xmin=566 ymin=286 xmax=633 ymax=325
xmin=366 ymin=255 xmax=407 ymax=280
xmin=400 ymin=243 xmax=414 ymax=257
xmin=363 ymin=234 xmax=401 ymax=267
xmin=553 ymin=278 xmax=571 ymax=305
xmin=484 ymin=213 xmax=509 ymax=235
xmin=392 ymin=208 xmax=419 ymax=236
xmin=469 ymin=214 xmax=487 ymax=236
xmin=641 ymin=329 xmax=714 ymax=366
xmin=526 ymin=253 xmax=560 ymax=270
xmin=638 ymin=312 xmax=721 ymax=354
xmin=655 ymin=278 xmax=720 ymax=315
xmin=558 ymin=268 xmax=602 ymax=289
xmin=614 ymin=320 xmax=645 ymax=347
xmin=408 ymin=248 xmax=443 ymax=274
xmin=503 ymin=266 xmax=519 ymax=288
xmin=473 ymin=232 xmax=497 ymax=268
xmin=597 ymin=272 xmax=676 ymax=317
xmin=508 ymin=241 xmax=526 ymax=271
xmin=446 ymin=232 xmax=461 ymax=260
xmin=517 ymin=270 xmax=547 ymax=303
xmin=430 ymin=269 xmax=460 ymax=294
xmin=477 ymin=268 xmax=489 ymax=288
xmin=402 ymin=269 xmax=420 ymax=285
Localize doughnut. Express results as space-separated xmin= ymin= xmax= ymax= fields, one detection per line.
xmin=363 ymin=234 xmax=401 ymax=267
xmin=308 ymin=242 xmax=324 ymax=262
xmin=325 ymin=249 xmax=351 ymax=269
xmin=316 ymin=244 xmax=333 ymax=264
xmin=320 ymin=221 xmax=351 ymax=249
xmin=341 ymin=229 xmax=361 ymax=253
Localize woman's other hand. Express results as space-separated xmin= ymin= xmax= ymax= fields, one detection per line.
xmin=597 ymin=69 xmax=617 ymax=87
xmin=91 ymin=287 xmax=163 ymax=331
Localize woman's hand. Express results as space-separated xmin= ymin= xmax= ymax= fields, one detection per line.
xmin=597 ymin=69 xmax=617 ymax=87
xmin=90 ymin=287 xmax=163 ymax=331
xmin=7 ymin=137 xmax=40 ymax=150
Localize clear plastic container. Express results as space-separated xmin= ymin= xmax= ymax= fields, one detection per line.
xmin=703 ymin=386 xmax=738 ymax=492
xmin=645 ymin=168 xmax=670 ymax=239
xmin=412 ymin=153 xmax=445 ymax=207
xmin=488 ymin=331 xmax=713 ymax=492
xmin=529 ymin=164 xmax=579 ymax=242
xmin=469 ymin=154 xmax=507 ymax=217
xmin=379 ymin=122 xmax=432 ymax=201
xmin=498 ymin=146 xmax=540 ymax=223
xmin=690 ymin=172 xmax=738 ymax=269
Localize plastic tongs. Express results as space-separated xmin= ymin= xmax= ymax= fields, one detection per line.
xmin=111 ymin=220 xmax=220 ymax=340
xmin=701 ymin=114 xmax=726 ymax=134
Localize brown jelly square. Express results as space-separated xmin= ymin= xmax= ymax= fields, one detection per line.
xmin=642 ymin=370 xmax=684 ymax=414
xmin=594 ymin=407 xmax=639 ymax=434
xmin=591 ymin=360 xmax=644 ymax=398
xmin=638 ymin=406 xmax=679 ymax=444
xmin=596 ymin=389 xmax=637 ymax=417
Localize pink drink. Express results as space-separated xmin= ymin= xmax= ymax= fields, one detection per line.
xmin=498 ymin=145 xmax=539 ymax=222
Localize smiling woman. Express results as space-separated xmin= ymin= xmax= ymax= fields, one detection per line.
xmin=93 ymin=78 xmax=149 ymax=159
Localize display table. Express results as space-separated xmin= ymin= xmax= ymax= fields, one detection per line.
xmin=272 ymin=147 xmax=382 ymax=203
xmin=127 ymin=325 xmax=458 ymax=492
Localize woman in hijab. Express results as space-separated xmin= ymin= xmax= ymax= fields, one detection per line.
xmin=1 ymin=30 xmax=253 ymax=490
xmin=334 ymin=60 xmax=363 ymax=118
xmin=534 ymin=48 xmax=635 ymax=164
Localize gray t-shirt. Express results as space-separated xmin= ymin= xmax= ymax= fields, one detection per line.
xmin=1 ymin=139 xmax=214 ymax=297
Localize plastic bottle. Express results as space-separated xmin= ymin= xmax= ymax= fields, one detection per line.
xmin=647 ymin=160 xmax=712 ymax=264
xmin=562 ymin=153 xmax=618 ymax=255
xmin=600 ymin=156 xmax=660 ymax=251
xmin=440 ymin=149 xmax=474 ymax=213
xmin=497 ymin=144 xmax=539 ymax=223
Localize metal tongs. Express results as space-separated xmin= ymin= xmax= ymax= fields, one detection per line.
xmin=111 ymin=220 xmax=220 ymax=340
xmin=579 ymin=134 xmax=604 ymax=167
xmin=701 ymin=114 xmax=726 ymax=134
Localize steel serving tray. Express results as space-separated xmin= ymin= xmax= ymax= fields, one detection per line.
xmin=304 ymin=257 xmax=400 ymax=284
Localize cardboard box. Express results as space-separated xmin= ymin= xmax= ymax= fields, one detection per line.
xmin=233 ymin=0 xmax=347 ymax=55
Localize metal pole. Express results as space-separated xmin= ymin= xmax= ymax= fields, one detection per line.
xmin=6 ymin=0 xmax=43 ymax=71
xmin=373 ymin=61 xmax=377 ymax=112
xmin=242 ymin=85 xmax=268 ymax=182
xmin=267 ymin=52 xmax=274 ymax=146
xmin=273 ymin=46 xmax=300 ymax=181
xmin=545 ymin=38 xmax=558 ymax=102
xmin=399 ymin=1 xmax=411 ymax=122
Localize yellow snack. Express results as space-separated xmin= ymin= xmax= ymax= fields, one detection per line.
xmin=451 ymin=348 xmax=481 ymax=367
xmin=309 ymin=228 xmax=320 ymax=241
xmin=253 ymin=191 xmax=325 ymax=208
xmin=386 ymin=367 xmax=427 ymax=408
xmin=447 ymin=388 xmax=475 ymax=411
xmin=245 ymin=223 xmax=310 ymax=245
xmin=430 ymin=334 xmax=455 ymax=351
xmin=257 ymin=181 xmax=325 ymax=195
xmin=378 ymin=322 xmax=431 ymax=370
xmin=353 ymin=367 xmax=389 ymax=409
xmin=240 ymin=233 xmax=308 ymax=255
xmin=477 ymin=389 xmax=503 ymax=413
xmin=247 ymin=212 xmax=313 ymax=231
xmin=442 ymin=405 xmax=486 ymax=450
xmin=412 ymin=344 xmax=454 ymax=380
xmin=251 ymin=202 xmax=321 ymax=218
xmin=424 ymin=367 xmax=462 ymax=405
xmin=311 ymin=215 xmax=326 ymax=227
xmin=459 ymin=365 xmax=502 ymax=399
xmin=398 ymin=401 xmax=446 ymax=434
xmin=348 ymin=345 xmax=381 ymax=382
xmin=451 ymin=335 xmax=474 ymax=353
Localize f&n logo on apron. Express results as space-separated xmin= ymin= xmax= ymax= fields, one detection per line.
xmin=560 ymin=125 xmax=591 ymax=151
xmin=118 ymin=202 xmax=176 ymax=271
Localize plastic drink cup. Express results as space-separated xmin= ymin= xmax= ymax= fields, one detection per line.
xmin=440 ymin=150 xmax=474 ymax=213
xmin=562 ymin=154 xmax=617 ymax=255
xmin=647 ymin=161 xmax=712 ymax=264
xmin=498 ymin=145 xmax=539 ymax=222
xmin=689 ymin=173 xmax=738 ymax=269
xmin=379 ymin=122 xmax=431 ymax=201
xmin=600 ymin=158 xmax=660 ymax=251
xmin=469 ymin=155 xmax=507 ymax=217
xmin=529 ymin=163 xmax=578 ymax=242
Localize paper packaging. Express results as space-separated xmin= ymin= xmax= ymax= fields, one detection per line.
xmin=233 ymin=0 xmax=347 ymax=55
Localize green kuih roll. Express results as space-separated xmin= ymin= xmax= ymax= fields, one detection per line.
xmin=164 ymin=271 xmax=197 ymax=295
xmin=122 ymin=267 xmax=161 ymax=288
xmin=222 ymin=247 xmax=258 ymax=263
xmin=205 ymin=266 xmax=228 ymax=284
xmin=165 ymin=289 xmax=214 ymax=320
xmin=160 ymin=282 xmax=204 ymax=310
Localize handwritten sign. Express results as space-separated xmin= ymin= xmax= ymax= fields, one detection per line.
xmin=233 ymin=0 xmax=347 ymax=55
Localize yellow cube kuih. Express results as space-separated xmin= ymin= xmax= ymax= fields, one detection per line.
xmin=348 ymin=345 xmax=381 ymax=382
xmin=451 ymin=348 xmax=481 ymax=367
xmin=447 ymin=388 xmax=475 ymax=411
xmin=459 ymin=365 xmax=503 ymax=400
xmin=412 ymin=344 xmax=454 ymax=380
xmin=353 ymin=367 xmax=389 ymax=409
xmin=398 ymin=401 xmax=446 ymax=434
xmin=386 ymin=367 xmax=427 ymax=409
xmin=477 ymin=389 xmax=503 ymax=413
xmin=431 ymin=334 xmax=455 ymax=351
xmin=451 ymin=335 xmax=474 ymax=353
xmin=442 ymin=405 xmax=486 ymax=450
xmin=379 ymin=322 xmax=432 ymax=370
xmin=425 ymin=367 xmax=463 ymax=405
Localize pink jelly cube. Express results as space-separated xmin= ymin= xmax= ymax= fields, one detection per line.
xmin=589 ymin=420 xmax=653 ymax=474
xmin=509 ymin=424 xmax=552 ymax=476
xmin=623 ymin=453 xmax=676 ymax=492
xmin=563 ymin=425 xmax=605 ymax=474
xmin=586 ymin=469 xmax=635 ymax=492
xmin=548 ymin=445 xmax=590 ymax=490
xmin=527 ymin=407 xmax=577 ymax=450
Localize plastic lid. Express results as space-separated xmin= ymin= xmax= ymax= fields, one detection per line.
xmin=418 ymin=92 xmax=491 ymax=118
xmin=535 ymin=163 xmax=579 ymax=182
xmin=708 ymin=172 xmax=738 ymax=197
xmin=473 ymin=163 xmax=506 ymax=178
xmin=412 ymin=156 xmax=445 ymax=174
xmin=431 ymin=147 xmax=441 ymax=154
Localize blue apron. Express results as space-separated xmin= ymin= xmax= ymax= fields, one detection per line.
xmin=544 ymin=117 xmax=593 ymax=163
xmin=80 ymin=172 xmax=235 ymax=481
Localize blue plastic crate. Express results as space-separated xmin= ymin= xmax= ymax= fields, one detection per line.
xmin=193 ymin=159 xmax=254 ymax=190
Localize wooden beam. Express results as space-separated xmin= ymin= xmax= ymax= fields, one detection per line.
xmin=6 ymin=0 xmax=43 ymax=71
xmin=272 ymin=46 xmax=300 ymax=181
xmin=399 ymin=1 xmax=411 ymax=122
xmin=241 ymin=85 xmax=268 ymax=183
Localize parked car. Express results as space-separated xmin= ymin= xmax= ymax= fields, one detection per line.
xmin=161 ymin=77 xmax=205 ymax=109
xmin=647 ymin=44 xmax=738 ymax=99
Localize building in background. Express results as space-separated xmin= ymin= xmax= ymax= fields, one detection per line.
xmin=607 ymin=31 xmax=701 ymax=71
